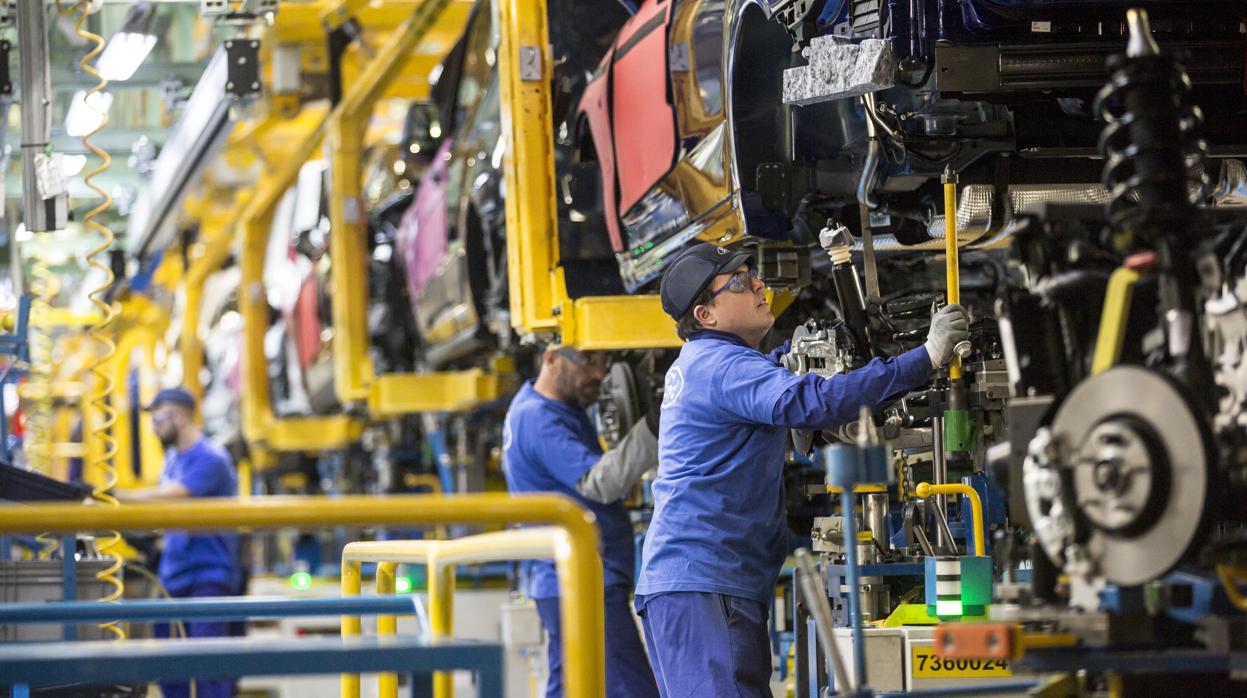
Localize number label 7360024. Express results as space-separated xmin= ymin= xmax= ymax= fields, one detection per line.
xmin=911 ymin=647 xmax=1013 ymax=679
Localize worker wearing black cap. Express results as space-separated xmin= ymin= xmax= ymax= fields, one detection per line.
xmin=118 ymin=387 xmax=240 ymax=698
xmin=634 ymin=243 xmax=969 ymax=696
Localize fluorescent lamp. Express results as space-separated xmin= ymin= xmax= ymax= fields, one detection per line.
xmin=65 ymin=90 xmax=113 ymax=137
xmin=97 ymin=32 xmax=157 ymax=81
xmin=61 ymin=154 xmax=87 ymax=178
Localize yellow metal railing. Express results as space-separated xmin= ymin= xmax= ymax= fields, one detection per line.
xmin=0 ymin=495 xmax=604 ymax=697
xmin=341 ymin=527 xmax=577 ymax=698
xmin=916 ymin=482 xmax=986 ymax=557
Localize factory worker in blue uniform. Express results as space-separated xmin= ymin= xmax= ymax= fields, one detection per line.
xmin=119 ymin=387 xmax=241 ymax=698
xmin=503 ymin=345 xmax=661 ymax=698
xmin=636 ymin=243 xmax=970 ymax=696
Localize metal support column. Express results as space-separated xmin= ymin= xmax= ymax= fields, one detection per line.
xmin=17 ymin=0 xmax=64 ymax=232
xmin=61 ymin=534 xmax=76 ymax=640
xmin=932 ymin=415 xmax=948 ymax=548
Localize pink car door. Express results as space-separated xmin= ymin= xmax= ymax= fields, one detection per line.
xmin=610 ymin=0 xmax=678 ymax=215
xmin=396 ymin=138 xmax=453 ymax=322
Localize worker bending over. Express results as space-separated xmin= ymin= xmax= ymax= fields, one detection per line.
xmin=503 ymin=345 xmax=660 ymax=697
xmin=119 ymin=387 xmax=241 ymax=698
xmin=637 ymin=243 xmax=969 ymax=696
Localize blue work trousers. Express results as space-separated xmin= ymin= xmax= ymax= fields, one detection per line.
xmin=638 ymin=591 xmax=773 ymax=698
xmin=534 ymin=585 xmax=658 ymax=698
xmin=155 ymin=581 xmax=237 ymax=698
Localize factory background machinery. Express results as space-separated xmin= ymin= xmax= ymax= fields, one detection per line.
xmin=3 ymin=0 xmax=1247 ymax=696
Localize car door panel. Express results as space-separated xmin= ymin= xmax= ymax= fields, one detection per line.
xmin=611 ymin=0 xmax=678 ymax=214
xmin=580 ymin=65 xmax=625 ymax=252
xmin=396 ymin=139 xmax=453 ymax=328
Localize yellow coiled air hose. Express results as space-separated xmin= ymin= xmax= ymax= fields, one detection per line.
xmin=59 ymin=0 xmax=124 ymax=640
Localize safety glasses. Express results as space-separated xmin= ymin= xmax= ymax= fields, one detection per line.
xmin=707 ymin=268 xmax=761 ymax=301
xmin=554 ymin=347 xmax=608 ymax=370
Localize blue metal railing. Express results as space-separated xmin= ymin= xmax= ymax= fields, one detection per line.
xmin=0 ymin=635 xmax=503 ymax=695
xmin=0 ymin=595 xmax=422 ymax=625
xmin=0 ymin=594 xmax=501 ymax=696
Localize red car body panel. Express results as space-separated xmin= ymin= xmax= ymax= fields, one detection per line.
xmin=610 ymin=0 xmax=677 ymax=215
xmin=291 ymin=272 xmax=321 ymax=370
xmin=580 ymin=59 xmax=623 ymax=252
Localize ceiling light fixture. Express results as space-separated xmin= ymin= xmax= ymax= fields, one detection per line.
xmin=61 ymin=154 xmax=88 ymax=178
xmin=96 ymin=2 xmax=157 ymax=82
xmin=98 ymin=32 xmax=157 ymax=81
xmin=65 ymin=90 xmax=113 ymax=138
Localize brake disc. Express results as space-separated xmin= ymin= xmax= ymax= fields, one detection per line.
xmin=596 ymin=361 xmax=640 ymax=449
xmin=1045 ymin=366 xmax=1212 ymax=586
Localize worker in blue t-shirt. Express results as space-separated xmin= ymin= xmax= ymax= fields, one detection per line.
xmin=119 ymin=387 xmax=240 ymax=698
xmin=637 ymin=243 xmax=969 ymax=697
xmin=503 ymin=345 xmax=660 ymax=698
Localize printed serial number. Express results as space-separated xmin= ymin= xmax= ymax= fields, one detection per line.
xmin=911 ymin=647 xmax=1013 ymax=679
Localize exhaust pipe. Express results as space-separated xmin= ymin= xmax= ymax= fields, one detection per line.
xmin=857 ymin=159 xmax=1246 ymax=252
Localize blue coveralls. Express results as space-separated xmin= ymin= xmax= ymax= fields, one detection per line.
xmin=635 ymin=330 xmax=932 ymax=697
xmin=503 ymin=382 xmax=659 ymax=698
xmin=156 ymin=436 xmax=241 ymax=698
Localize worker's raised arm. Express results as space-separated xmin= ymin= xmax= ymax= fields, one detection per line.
xmin=770 ymin=348 xmax=932 ymax=430
xmin=575 ymin=419 xmax=658 ymax=504
xmin=517 ymin=409 xmax=656 ymax=505
xmin=769 ymin=304 xmax=969 ymax=431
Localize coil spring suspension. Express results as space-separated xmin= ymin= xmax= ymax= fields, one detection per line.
xmin=1094 ymin=9 xmax=1208 ymax=242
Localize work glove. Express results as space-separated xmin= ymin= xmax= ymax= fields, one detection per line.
xmin=923 ymin=304 xmax=970 ymax=368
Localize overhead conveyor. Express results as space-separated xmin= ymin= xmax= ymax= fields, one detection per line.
xmin=496 ymin=0 xmax=680 ymax=350
xmin=125 ymin=48 xmax=233 ymax=262
xmin=237 ymin=103 xmax=364 ymax=463
xmin=311 ymin=0 xmax=512 ymax=416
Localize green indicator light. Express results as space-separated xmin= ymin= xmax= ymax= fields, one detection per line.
xmin=396 ymin=576 xmax=414 ymax=594
xmin=935 ymin=599 xmax=963 ymax=617
xmin=290 ymin=572 xmax=312 ymax=591
xmin=630 ymin=241 xmax=657 ymax=256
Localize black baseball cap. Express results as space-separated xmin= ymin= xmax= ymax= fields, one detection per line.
xmin=145 ymin=387 xmax=196 ymax=411
xmin=659 ymin=243 xmax=754 ymax=320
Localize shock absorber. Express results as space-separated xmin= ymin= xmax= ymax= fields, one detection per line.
xmin=1095 ymin=8 xmax=1207 ymax=246
xmin=819 ymin=222 xmax=872 ymax=360
xmin=1093 ymin=8 xmax=1216 ymax=399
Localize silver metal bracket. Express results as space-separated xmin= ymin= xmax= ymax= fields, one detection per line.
xmin=519 ymin=46 xmax=542 ymax=81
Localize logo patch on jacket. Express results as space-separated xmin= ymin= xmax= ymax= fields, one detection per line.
xmin=662 ymin=366 xmax=685 ymax=408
